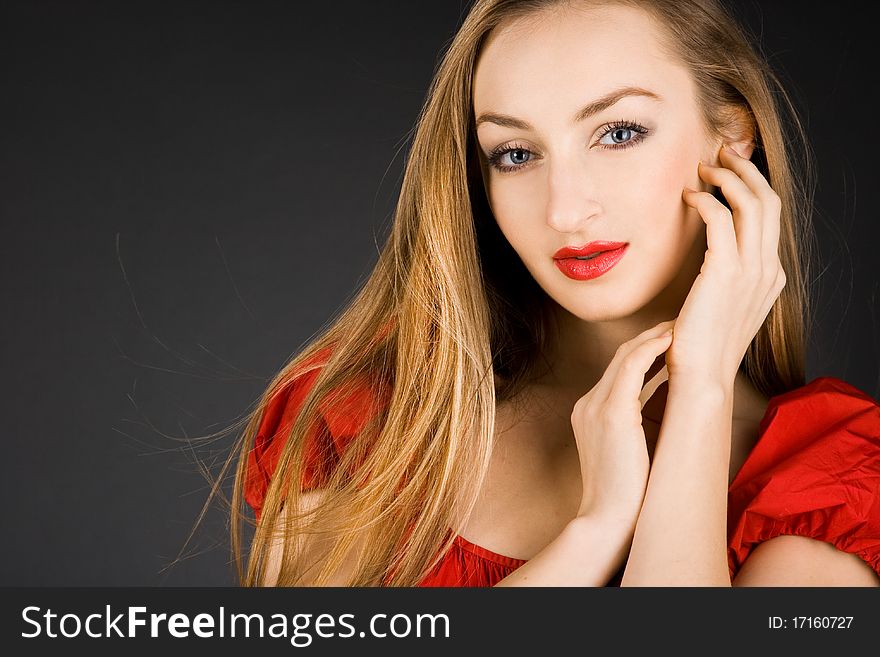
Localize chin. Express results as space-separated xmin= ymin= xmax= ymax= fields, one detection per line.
xmin=566 ymin=301 xmax=643 ymax=323
xmin=547 ymin=285 xmax=648 ymax=324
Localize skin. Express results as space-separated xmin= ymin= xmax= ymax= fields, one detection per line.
xmin=472 ymin=3 xmax=880 ymax=586
xmin=473 ymin=3 xmax=766 ymax=473
xmin=258 ymin=1 xmax=879 ymax=589
xmin=474 ymin=4 xmax=757 ymax=397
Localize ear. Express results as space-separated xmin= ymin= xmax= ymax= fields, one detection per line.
xmin=725 ymin=137 xmax=755 ymax=161
xmin=710 ymin=104 xmax=756 ymax=163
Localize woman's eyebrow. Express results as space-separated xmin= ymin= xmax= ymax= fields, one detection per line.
xmin=475 ymin=86 xmax=662 ymax=130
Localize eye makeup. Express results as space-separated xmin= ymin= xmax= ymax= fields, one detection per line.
xmin=485 ymin=119 xmax=651 ymax=173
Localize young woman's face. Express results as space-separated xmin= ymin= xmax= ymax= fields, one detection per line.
xmin=473 ymin=4 xmax=720 ymax=323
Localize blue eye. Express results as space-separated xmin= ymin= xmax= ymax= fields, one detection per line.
xmin=486 ymin=146 xmax=534 ymax=172
xmin=485 ymin=119 xmax=650 ymax=174
xmin=601 ymin=126 xmax=635 ymax=145
xmin=596 ymin=120 xmax=649 ymax=149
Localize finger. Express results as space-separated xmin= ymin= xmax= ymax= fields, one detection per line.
xmin=718 ymin=145 xmax=784 ymax=270
xmin=717 ymin=144 xmax=779 ymax=207
xmin=697 ymin=161 xmax=761 ymax=259
xmin=606 ymin=333 xmax=674 ymax=416
xmin=766 ymin=207 xmax=782 ymax=263
xmin=681 ymin=189 xmax=738 ymax=263
xmin=591 ymin=320 xmax=675 ymax=403
xmin=638 ymin=363 xmax=669 ymax=411
xmin=761 ymin=198 xmax=782 ymax=271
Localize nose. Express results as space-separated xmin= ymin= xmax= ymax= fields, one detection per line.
xmin=544 ymin=160 xmax=603 ymax=234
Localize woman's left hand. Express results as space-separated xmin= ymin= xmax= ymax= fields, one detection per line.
xmin=666 ymin=143 xmax=787 ymax=386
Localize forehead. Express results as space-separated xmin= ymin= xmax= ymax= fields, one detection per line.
xmin=473 ymin=4 xmax=693 ymax=117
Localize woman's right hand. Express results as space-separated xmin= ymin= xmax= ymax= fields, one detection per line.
xmin=571 ymin=320 xmax=676 ymax=534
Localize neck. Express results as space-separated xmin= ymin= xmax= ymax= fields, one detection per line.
xmin=528 ymin=298 xmax=765 ymax=426
xmin=534 ymin=298 xmax=672 ymax=393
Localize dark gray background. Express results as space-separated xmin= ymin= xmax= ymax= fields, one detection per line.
xmin=1 ymin=0 xmax=876 ymax=585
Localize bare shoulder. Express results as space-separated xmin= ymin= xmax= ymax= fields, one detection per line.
xmin=732 ymin=535 xmax=880 ymax=587
xmin=260 ymin=489 xmax=366 ymax=587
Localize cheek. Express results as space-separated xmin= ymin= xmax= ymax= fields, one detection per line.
xmin=617 ymin=150 xmax=705 ymax=292
xmin=488 ymin=183 xmax=541 ymax=252
xmin=636 ymin=148 xmax=700 ymax=243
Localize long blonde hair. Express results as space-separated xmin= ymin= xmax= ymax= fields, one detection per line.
xmin=228 ymin=0 xmax=815 ymax=587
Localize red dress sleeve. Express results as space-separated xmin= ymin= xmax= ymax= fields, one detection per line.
xmin=727 ymin=376 xmax=880 ymax=580
xmin=244 ymin=346 xmax=388 ymax=522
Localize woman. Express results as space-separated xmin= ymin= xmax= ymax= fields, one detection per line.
xmin=232 ymin=0 xmax=880 ymax=586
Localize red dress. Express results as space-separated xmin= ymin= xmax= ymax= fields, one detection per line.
xmin=245 ymin=350 xmax=880 ymax=585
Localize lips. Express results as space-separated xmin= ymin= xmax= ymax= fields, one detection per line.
xmin=552 ymin=241 xmax=629 ymax=281
xmin=553 ymin=241 xmax=628 ymax=260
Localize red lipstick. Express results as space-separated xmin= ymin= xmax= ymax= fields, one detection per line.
xmin=553 ymin=241 xmax=628 ymax=281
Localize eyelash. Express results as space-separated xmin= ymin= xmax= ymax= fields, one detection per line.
xmin=485 ymin=119 xmax=650 ymax=173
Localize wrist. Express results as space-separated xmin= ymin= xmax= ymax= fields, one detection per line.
xmin=567 ymin=513 xmax=635 ymax=551
xmin=667 ymin=370 xmax=733 ymax=400
xmin=565 ymin=515 xmax=635 ymax=581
